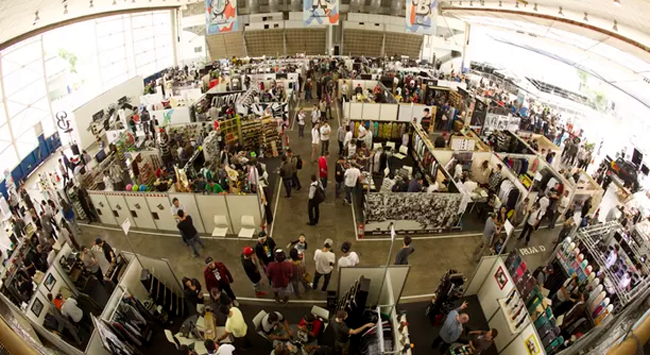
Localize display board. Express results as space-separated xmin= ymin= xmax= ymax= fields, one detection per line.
xmin=123 ymin=194 xmax=157 ymax=230
xmin=152 ymin=106 xmax=191 ymax=126
xmin=88 ymin=192 xmax=118 ymax=226
xmin=303 ymin=0 xmax=340 ymax=26
xmin=206 ymin=0 xmax=238 ymax=34
xmin=405 ymin=0 xmax=438 ymax=35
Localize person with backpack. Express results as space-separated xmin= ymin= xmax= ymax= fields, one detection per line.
xmin=307 ymin=174 xmax=325 ymax=226
xmin=280 ymin=155 xmax=293 ymax=198
xmin=287 ymin=149 xmax=302 ymax=191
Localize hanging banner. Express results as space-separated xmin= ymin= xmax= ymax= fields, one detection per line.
xmin=303 ymin=0 xmax=340 ymax=26
xmin=206 ymin=0 xmax=238 ymax=35
xmin=406 ymin=0 xmax=438 ymax=35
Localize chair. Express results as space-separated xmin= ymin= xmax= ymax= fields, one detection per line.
xmin=212 ymin=215 xmax=229 ymax=237
xmin=238 ymin=216 xmax=256 ymax=238
xmin=252 ymin=310 xmax=269 ymax=339
xmin=164 ymin=329 xmax=181 ymax=349
xmin=385 ymin=141 xmax=396 ymax=152
xmin=373 ymin=143 xmax=382 ymax=151
xmin=311 ymin=305 xmax=330 ymax=331
xmin=394 ymin=145 xmax=408 ymax=160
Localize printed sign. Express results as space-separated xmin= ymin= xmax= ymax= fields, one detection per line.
xmin=210 ymin=91 xmax=245 ymax=108
xmin=206 ymin=0 xmax=238 ymax=35
xmin=406 ymin=0 xmax=438 ymax=35
xmin=303 ymin=0 xmax=340 ymax=26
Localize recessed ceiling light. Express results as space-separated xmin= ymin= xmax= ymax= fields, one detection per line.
xmin=515 ymin=2 xmax=519 ymax=8
xmin=558 ymin=7 xmax=563 ymax=15
xmin=499 ymin=1 xmax=502 ymax=6
xmin=470 ymin=1 xmax=473 ymax=6
xmin=64 ymin=4 xmax=68 ymax=13
xmin=89 ymin=0 xmax=94 ymax=7
xmin=613 ymin=20 xmax=618 ymax=31
xmin=33 ymin=11 xmax=39 ymax=25
xmin=583 ymin=12 xmax=588 ymax=21
xmin=533 ymin=3 xmax=538 ymax=11
xmin=613 ymin=0 xmax=621 ymax=6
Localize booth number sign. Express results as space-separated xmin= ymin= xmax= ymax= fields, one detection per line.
xmin=56 ymin=111 xmax=73 ymax=133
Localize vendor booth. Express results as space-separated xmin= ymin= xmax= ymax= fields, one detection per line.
xmin=518 ymin=132 xmax=563 ymax=170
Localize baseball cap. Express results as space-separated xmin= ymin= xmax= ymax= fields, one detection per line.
xmin=94 ymin=237 xmax=102 ymax=244
xmin=258 ymin=231 xmax=267 ymax=240
xmin=324 ymin=238 xmax=333 ymax=248
xmin=204 ymin=257 xmax=214 ymax=265
xmin=341 ymin=241 xmax=351 ymax=253
xmin=243 ymin=247 xmax=254 ymax=256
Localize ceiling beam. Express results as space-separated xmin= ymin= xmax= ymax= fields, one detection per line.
xmin=0 ymin=6 xmax=179 ymax=52
xmin=441 ymin=7 xmax=650 ymax=54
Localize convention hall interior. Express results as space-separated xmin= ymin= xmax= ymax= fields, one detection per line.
xmin=0 ymin=0 xmax=648 ymax=355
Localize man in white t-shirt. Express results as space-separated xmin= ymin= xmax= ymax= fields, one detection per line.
xmin=320 ymin=122 xmax=332 ymax=156
xmin=343 ymin=126 xmax=353 ymax=155
xmin=338 ymin=241 xmax=360 ymax=269
xmin=311 ymin=105 xmax=320 ymax=127
xmin=313 ymin=238 xmax=336 ymax=292
xmin=171 ymin=198 xmax=186 ymax=223
xmin=311 ymin=124 xmax=320 ymax=162
xmin=297 ymin=109 xmax=306 ymax=138
xmin=341 ymin=82 xmax=349 ymax=102
xmin=357 ymin=124 xmax=367 ymax=148
xmin=344 ymin=164 xmax=361 ymax=205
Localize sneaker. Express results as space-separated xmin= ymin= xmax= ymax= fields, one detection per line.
xmin=255 ymin=291 xmax=267 ymax=297
xmin=282 ymin=297 xmax=289 ymax=304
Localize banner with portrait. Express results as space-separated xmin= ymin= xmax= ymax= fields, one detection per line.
xmin=405 ymin=0 xmax=438 ymax=35
xmin=303 ymin=0 xmax=340 ymax=26
xmin=206 ymin=0 xmax=238 ymax=35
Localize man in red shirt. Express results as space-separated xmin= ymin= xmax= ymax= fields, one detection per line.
xmin=203 ymin=257 xmax=238 ymax=306
xmin=318 ymin=151 xmax=329 ymax=188
xmin=298 ymin=314 xmax=323 ymax=341
xmin=266 ymin=250 xmax=293 ymax=304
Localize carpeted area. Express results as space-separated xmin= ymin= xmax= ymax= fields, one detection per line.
xmin=397 ymin=296 xmax=497 ymax=355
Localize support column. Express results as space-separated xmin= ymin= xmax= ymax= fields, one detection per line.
xmin=247 ymin=0 xmax=259 ymax=14
xmin=461 ymin=23 xmax=471 ymax=72
xmin=327 ymin=25 xmax=333 ymax=55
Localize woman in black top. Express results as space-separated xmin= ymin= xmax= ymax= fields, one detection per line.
xmin=182 ymin=277 xmax=204 ymax=313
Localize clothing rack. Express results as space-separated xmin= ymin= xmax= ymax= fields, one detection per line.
xmin=337 ymin=276 xmax=370 ymax=328
xmin=139 ymin=268 xmax=186 ymax=318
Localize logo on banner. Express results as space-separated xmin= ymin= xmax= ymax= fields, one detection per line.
xmin=56 ymin=111 xmax=73 ymax=133
xmin=406 ymin=0 xmax=438 ymax=35
xmin=206 ymin=0 xmax=238 ymax=35
xmin=211 ymin=91 xmax=244 ymax=107
xmin=303 ymin=0 xmax=340 ymax=26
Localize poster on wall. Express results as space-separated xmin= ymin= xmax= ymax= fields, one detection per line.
xmin=365 ymin=192 xmax=461 ymax=231
xmin=303 ymin=0 xmax=340 ymax=26
xmin=206 ymin=0 xmax=238 ymax=35
xmin=525 ymin=334 xmax=541 ymax=355
xmin=405 ymin=0 xmax=438 ymax=35
xmin=494 ymin=266 xmax=508 ymax=290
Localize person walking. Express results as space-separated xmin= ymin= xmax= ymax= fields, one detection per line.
xmin=305 ymin=79 xmax=312 ymax=101
xmin=177 ymin=210 xmax=205 ymax=257
xmin=320 ymin=121 xmax=331 ymax=155
xmin=394 ymin=236 xmax=414 ymax=265
xmin=307 ymin=175 xmax=325 ymax=226
xmin=473 ymin=214 xmax=496 ymax=262
xmin=287 ymin=149 xmax=302 ymax=192
xmin=266 ymin=250 xmax=293 ymax=304
xmin=182 ymin=277 xmax=205 ymax=313
xmin=343 ymin=163 xmax=360 ymax=205
xmin=311 ymin=104 xmax=320 ymax=127
xmin=312 ymin=239 xmax=335 ymax=292
xmin=431 ymin=301 xmax=469 ymax=354
xmin=468 ymin=329 xmax=498 ymax=355
xmin=318 ymin=151 xmax=329 ymax=188
xmin=311 ymin=123 xmax=320 ymax=163
xmin=332 ymin=310 xmax=374 ymax=355
xmin=204 ymin=257 xmax=239 ymax=306
xmin=280 ymin=155 xmax=294 ymax=198
xmin=334 ymin=156 xmax=346 ymax=199
xmin=343 ymin=126 xmax=353 ymax=156
xmin=289 ymin=248 xmax=310 ymax=298
xmin=241 ymin=246 xmax=266 ymax=297
xmin=297 ymin=109 xmax=306 ymax=138
xmin=337 ymin=124 xmax=346 ymax=154
xmin=79 ymin=246 xmax=104 ymax=286
xmin=94 ymin=238 xmax=116 ymax=265
xmin=338 ymin=241 xmax=360 ymax=269
xmin=319 ymin=99 xmax=327 ymax=121
xmin=518 ymin=202 xmax=543 ymax=246
xmin=255 ymin=231 xmax=277 ymax=272
xmin=61 ymin=200 xmax=80 ymax=235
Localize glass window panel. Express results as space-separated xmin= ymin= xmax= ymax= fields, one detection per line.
xmin=15 ymin=129 xmax=37 ymax=159
xmin=5 ymin=84 xmax=47 ymax=117
xmin=41 ymin=115 xmax=56 ymax=137
xmin=0 ymin=124 xmax=11 ymax=151
xmin=0 ymin=147 xmax=19 ymax=174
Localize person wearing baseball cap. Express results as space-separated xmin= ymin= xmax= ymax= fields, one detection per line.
xmin=241 ymin=246 xmax=266 ymax=298
xmin=94 ymin=237 xmax=115 ymax=265
xmin=338 ymin=241 xmax=360 ymax=269
xmin=203 ymin=256 xmax=238 ymax=306
xmin=254 ymin=231 xmax=277 ymax=271
xmin=312 ymin=239 xmax=335 ymax=292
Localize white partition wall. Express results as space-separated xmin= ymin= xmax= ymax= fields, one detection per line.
xmin=152 ymin=106 xmax=192 ymax=125
xmin=137 ymin=254 xmax=183 ymax=294
xmin=362 ymin=103 xmax=381 ymax=121
xmin=398 ymin=104 xmax=414 ymax=122
xmin=124 ymin=194 xmax=157 ymax=230
xmin=349 ymin=102 xmax=363 ymax=120
xmin=88 ymin=192 xmax=118 ymax=226
xmin=168 ymin=193 xmax=205 ymax=233
xmin=226 ymin=195 xmax=262 ymax=235
xmin=464 ymin=255 xmax=499 ymax=295
xmin=145 ymin=193 xmax=178 ymax=231
xmin=477 ymin=258 xmax=514 ymax=320
xmin=379 ymin=104 xmax=399 ymax=121
xmin=195 ymin=194 xmax=230 ymax=235
xmin=105 ymin=194 xmax=134 ymax=230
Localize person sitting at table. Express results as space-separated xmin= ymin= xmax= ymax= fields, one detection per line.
xmin=205 ymin=339 xmax=236 ymax=355
xmin=178 ymin=345 xmax=198 ymax=355
xmin=259 ymin=311 xmax=292 ymax=341
xmin=298 ymin=314 xmax=323 ymax=342
xmin=182 ymin=277 xmax=205 ymax=314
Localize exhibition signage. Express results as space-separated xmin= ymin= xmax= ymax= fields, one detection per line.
xmin=303 ymin=0 xmax=340 ymax=26
xmin=405 ymin=0 xmax=438 ymax=35
xmin=206 ymin=0 xmax=238 ymax=35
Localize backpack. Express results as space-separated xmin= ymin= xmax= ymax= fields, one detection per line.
xmin=313 ymin=184 xmax=326 ymax=204
xmin=296 ymin=156 xmax=303 ymax=170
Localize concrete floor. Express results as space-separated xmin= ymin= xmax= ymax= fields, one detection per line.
xmin=67 ymin=95 xmax=567 ymax=302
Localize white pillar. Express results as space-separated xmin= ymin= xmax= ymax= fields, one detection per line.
xmin=328 ymin=25 xmax=334 ymax=55
xmin=461 ymin=23 xmax=471 ymax=71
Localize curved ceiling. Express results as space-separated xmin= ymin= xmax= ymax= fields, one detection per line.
xmin=0 ymin=0 xmax=190 ymax=50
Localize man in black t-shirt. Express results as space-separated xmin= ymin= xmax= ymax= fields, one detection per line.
xmin=177 ymin=210 xmax=205 ymax=257
xmin=94 ymin=238 xmax=115 ymax=264
xmin=332 ymin=311 xmax=374 ymax=355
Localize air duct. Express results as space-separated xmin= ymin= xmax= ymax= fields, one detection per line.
xmin=247 ymin=0 xmax=259 ymax=14
xmin=391 ymin=0 xmax=405 ymax=16
xmin=268 ymin=0 xmax=279 ymax=13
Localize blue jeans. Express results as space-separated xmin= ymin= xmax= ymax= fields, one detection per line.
xmin=345 ymin=185 xmax=353 ymax=203
xmin=335 ymin=181 xmax=342 ymax=198
xmin=187 ymin=234 xmax=204 ymax=256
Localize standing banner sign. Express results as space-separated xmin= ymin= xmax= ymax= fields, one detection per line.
xmin=303 ymin=0 xmax=340 ymax=26
xmin=405 ymin=0 xmax=438 ymax=35
xmin=206 ymin=0 xmax=238 ymax=35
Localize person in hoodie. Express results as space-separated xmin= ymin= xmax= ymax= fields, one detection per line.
xmin=203 ymin=257 xmax=239 ymax=307
xmin=255 ymin=231 xmax=277 ymax=272
xmin=266 ymin=249 xmax=293 ymax=304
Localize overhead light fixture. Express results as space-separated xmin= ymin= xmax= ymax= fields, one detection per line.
xmin=613 ymin=20 xmax=618 ymax=31
xmin=480 ymin=0 xmax=484 ymax=5
xmin=583 ymin=12 xmax=588 ymax=21
xmin=112 ymin=0 xmax=116 ymax=4
xmin=533 ymin=3 xmax=538 ymax=11
xmin=499 ymin=1 xmax=502 ymax=6
xmin=613 ymin=0 xmax=621 ymax=6
xmin=33 ymin=11 xmax=39 ymax=25
xmin=558 ymin=7 xmax=563 ymax=15
xmin=89 ymin=0 xmax=94 ymax=7
xmin=469 ymin=1 xmax=473 ymax=6
xmin=64 ymin=4 xmax=68 ymax=13
xmin=459 ymin=1 xmax=462 ymax=6
xmin=515 ymin=2 xmax=519 ymax=8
